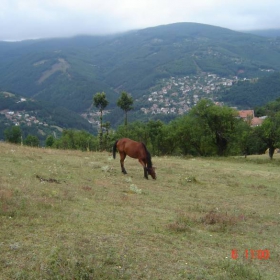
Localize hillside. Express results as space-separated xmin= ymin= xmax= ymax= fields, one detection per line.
xmin=244 ymin=29 xmax=280 ymax=37
xmin=219 ymin=72 xmax=280 ymax=108
xmin=1 ymin=22 xmax=280 ymax=126
xmin=1 ymin=142 xmax=279 ymax=279
xmin=0 ymin=91 xmax=96 ymax=141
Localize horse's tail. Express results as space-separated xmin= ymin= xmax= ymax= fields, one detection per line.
xmin=113 ymin=140 xmax=118 ymax=159
xmin=142 ymin=143 xmax=152 ymax=168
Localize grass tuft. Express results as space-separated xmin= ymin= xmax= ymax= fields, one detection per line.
xmin=201 ymin=210 xmax=239 ymax=232
xmin=219 ymin=260 xmax=262 ymax=280
xmin=202 ymin=210 xmax=238 ymax=226
xmin=178 ymin=175 xmax=198 ymax=186
xmin=167 ymin=211 xmax=197 ymax=233
xmin=128 ymin=184 xmax=142 ymax=194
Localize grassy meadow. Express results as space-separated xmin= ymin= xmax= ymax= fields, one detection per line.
xmin=0 ymin=142 xmax=280 ymax=279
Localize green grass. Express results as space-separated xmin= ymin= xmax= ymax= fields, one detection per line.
xmin=0 ymin=143 xmax=279 ymax=279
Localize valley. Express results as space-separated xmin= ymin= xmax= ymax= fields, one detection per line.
xmin=1 ymin=22 xmax=280 ymax=132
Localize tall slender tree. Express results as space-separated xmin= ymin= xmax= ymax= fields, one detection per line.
xmin=93 ymin=92 xmax=109 ymax=149
xmin=117 ymin=91 xmax=134 ymax=126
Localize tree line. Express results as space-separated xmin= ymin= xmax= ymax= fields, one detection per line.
xmin=4 ymin=93 xmax=280 ymax=159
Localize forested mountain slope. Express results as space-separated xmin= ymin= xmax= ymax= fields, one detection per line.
xmin=219 ymin=72 xmax=280 ymax=108
xmin=1 ymin=22 xmax=280 ymax=115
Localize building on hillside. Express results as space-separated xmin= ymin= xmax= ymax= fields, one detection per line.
xmin=251 ymin=117 xmax=264 ymax=127
xmin=238 ymin=110 xmax=254 ymax=119
xmin=238 ymin=110 xmax=265 ymax=127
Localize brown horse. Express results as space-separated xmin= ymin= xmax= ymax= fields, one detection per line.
xmin=113 ymin=138 xmax=156 ymax=179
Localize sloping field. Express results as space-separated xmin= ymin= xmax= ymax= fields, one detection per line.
xmin=0 ymin=142 xmax=279 ymax=279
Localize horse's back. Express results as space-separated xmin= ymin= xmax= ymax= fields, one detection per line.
xmin=117 ymin=138 xmax=138 ymax=148
xmin=117 ymin=138 xmax=144 ymax=159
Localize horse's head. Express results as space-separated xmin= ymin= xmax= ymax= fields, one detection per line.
xmin=147 ymin=167 xmax=156 ymax=179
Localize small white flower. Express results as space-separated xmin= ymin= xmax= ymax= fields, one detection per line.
xmin=101 ymin=165 xmax=110 ymax=172
xmin=129 ymin=184 xmax=142 ymax=194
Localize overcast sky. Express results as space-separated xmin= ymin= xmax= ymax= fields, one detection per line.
xmin=1 ymin=0 xmax=280 ymax=41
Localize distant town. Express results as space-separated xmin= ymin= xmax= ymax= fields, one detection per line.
xmin=0 ymin=72 xmax=267 ymax=130
xmin=0 ymin=96 xmax=49 ymax=128
xmin=138 ymin=73 xmax=239 ymax=115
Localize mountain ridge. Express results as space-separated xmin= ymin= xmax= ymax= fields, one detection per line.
xmin=1 ymin=22 xmax=280 ymax=128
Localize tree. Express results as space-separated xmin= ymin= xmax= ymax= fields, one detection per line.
xmin=174 ymin=114 xmax=215 ymax=156
xmin=147 ymin=120 xmax=163 ymax=155
xmin=93 ymin=92 xmax=109 ymax=149
xmin=103 ymin=122 xmax=112 ymax=151
xmin=45 ymin=135 xmax=55 ymax=147
xmin=117 ymin=91 xmax=133 ymax=126
xmin=255 ymin=113 xmax=280 ymax=159
xmin=115 ymin=121 xmax=149 ymax=144
xmin=52 ymin=129 xmax=99 ymax=151
xmin=24 ymin=134 xmax=40 ymax=147
xmin=158 ymin=121 xmax=181 ymax=155
xmin=189 ymin=99 xmax=238 ymax=156
xmin=233 ymin=120 xmax=252 ymax=157
xmin=4 ymin=126 xmax=22 ymax=144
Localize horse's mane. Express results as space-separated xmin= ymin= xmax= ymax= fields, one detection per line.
xmin=141 ymin=143 xmax=153 ymax=168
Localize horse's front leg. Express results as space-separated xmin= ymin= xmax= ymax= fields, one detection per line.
xmin=143 ymin=167 xmax=148 ymax=179
xmin=139 ymin=159 xmax=148 ymax=179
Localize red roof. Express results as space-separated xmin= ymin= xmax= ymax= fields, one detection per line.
xmin=251 ymin=117 xmax=263 ymax=127
xmin=238 ymin=110 xmax=254 ymax=118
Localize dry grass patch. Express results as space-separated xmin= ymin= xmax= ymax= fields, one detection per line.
xmin=202 ymin=210 xmax=238 ymax=226
xmin=167 ymin=208 xmax=242 ymax=234
xmin=167 ymin=211 xmax=198 ymax=233
xmin=201 ymin=209 xmax=239 ymax=233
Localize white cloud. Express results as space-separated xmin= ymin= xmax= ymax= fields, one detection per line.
xmin=1 ymin=0 xmax=280 ymax=41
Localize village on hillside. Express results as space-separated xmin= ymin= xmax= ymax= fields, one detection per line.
xmin=135 ymin=72 xmax=266 ymax=126
xmin=1 ymin=72 xmax=266 ymax=129
xmin=1 ymin=110 xmax=49 ymax=128
xmin=0 ymin=97 xmax=49 ymax=128
xmin=139 ymin=73 xmax=238 ymax=115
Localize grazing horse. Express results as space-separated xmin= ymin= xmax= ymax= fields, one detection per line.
xmin=113 ymin=138 xmax=156 ymax=179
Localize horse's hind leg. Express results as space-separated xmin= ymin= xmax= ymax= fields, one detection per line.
xmin=120 ymin=153 xmax=127 ymax=174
